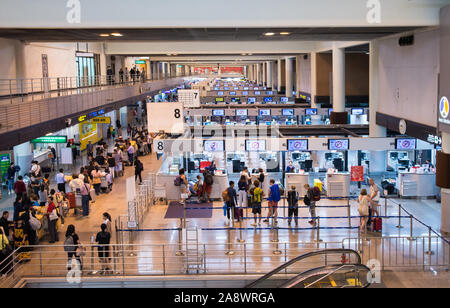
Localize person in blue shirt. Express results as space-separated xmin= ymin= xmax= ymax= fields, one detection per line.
xmin=286 ymin=161 xmax=295 ymax=173
xmin=55 ymin=169 xmax=66 ymax=193
xmin=264 ymin=179 xmax=281 ymax=225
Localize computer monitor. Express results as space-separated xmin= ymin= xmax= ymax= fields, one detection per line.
xmin=396 ymin=138 xmax=416 ymax=150
xmin=305 ymin=108 xmax=318 ymax=115
xmin=328 ymin=139 xmax=349 ymax=150
xmin=248 ymin=97 xmax=256 ymax=103
xmin=235 ymin=109 xmax=247 ymax=117
xmin=259 ymin=109 xmax=271 ymax=116
xmin=244 ymin=87 xmax=249 ymax=90
xmin=333 ymin=158 xmax=344 ymax=171
xmin=266 ymin=91 xmax=273 ymax=95
xmin=215 ymin=97 xmax=224 ymax=103
xmin=328 ymin=108 xmax=334 ymax=116
xmin=254 ymin=91 xmax=261 ymax=95
xmin=230 ymin=91 xmax=236 ymax=95
xmin=203 ymin=140 xmax=225 ymax=152
xmin=264 ymin=97 xmax=273 ymax=103
xmin=242 ymin=91 xmax=249 ymax=96
xmin=282 ymin=109 xmax=294 ymax=116
xmin=352 ymin=108 xmax=364 ymax=115
xmin=214 ymin=87 xmax=219 ymax=91
xmin=253 ymin=87 xmax=259 ymax=90
xmin=287 ymin=139 xmax=308 ymax=151
xmin=231 ymin=97 xmax=240 ymax=103
xmin=281 ymin=97 xmax=289 ymax=103
xmin=217 ymin=91 xmax=224 ymax=96
xmin=245 ymin=140 xmax=266 ymax=152
xmin=212 ymin=109 xmax=225 ymax=116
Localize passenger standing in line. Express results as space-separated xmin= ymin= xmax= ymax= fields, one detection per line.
xmin=80 ymin=178 xmax=91 ymax=217
xmin=55 ymin=168 xmax=66 ymax=193
xmin=257 ymin=168 xmax=265 ymax=185
xmin=64 ymin=225 xmax=82 ymax=272
xmin=368 ymin=178 xmax=381 ymax=217
xmin=178 ymin=168 xmax=188 ymax=204
xmin=264 ymin=179 xmax=281 ymax=225
xmin=91 ymin=166 xmax=103 ymax=195
xmin=304 ymin=184 xmax=317 ymax=226
xmin=240 ymin=167 xmax=252 ymax=185
xmin=13 ymin=195 xmax=24 ymax=222
xmin=237 ymin=175 xmax=248 ymax=211
xmin=119 ymin=67 xmax=124 ymax=84
xmin=127 ymin=143 xmax=135 ymax=166
xmin=95 ymin=223 xmax=111 ymax=275
xmin=13 ymin=176 xmax=27 ymax=199
xmin=134 ymin=158 xmax=144 ymax=184
xmin=287 ymin=185 xmax=300 ymax=227
xmin=226 ymin=181 xmax=238 ymax=223
xmin=250 ymin=180 xmax=264 ymax=226
xmin=46 ymin=196 xmax=59 ymax=243
xmin=102 ymin=212 xmax=113 ymax=234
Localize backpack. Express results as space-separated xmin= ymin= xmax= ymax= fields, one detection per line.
xmin=174 ymin=176 xmax=182 ymax=186
xmin=252 ymin=187 xmax=263 ymax=203
xmin=312 ymin=186 xmax=321 ymax=201
xmin=29 ymin=215 xmax=41 ymax=231
xmin=222 ymin=189 xmax=230 ymax=202
xmin=64 ymin=236 xmax=76 ymax=252
xmin=205 ymin=173 xmax=214 ymax=186
xmin=278 ymin=184 xmax=285 ymax=196
xmin=304 ymin=194 xmax=311 ymax=206
xmin=288 ymin=191 xmax=299 ymax=207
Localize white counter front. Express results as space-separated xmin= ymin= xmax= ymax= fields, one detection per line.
xmin=285 ymin=173 xmax=310 ymax=196
xmin=397 ymin=172 xmax=437 ymax=197
xmin=325 ymin=173 xmax=350 ymax=198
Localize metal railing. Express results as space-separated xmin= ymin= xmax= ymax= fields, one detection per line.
xmin=0 ymin=73 xmax=192 ymax=103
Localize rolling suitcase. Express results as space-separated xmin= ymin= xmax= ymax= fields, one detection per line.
xmin=67 ymin=192 xmax=76 ymax=209
xmin=372 ymin=217 xmax=382 ymax=232
xmin=90 ymin=188 xmax=96 ymax=202
xmin=100 ymin=177 xmax=109 ymax=193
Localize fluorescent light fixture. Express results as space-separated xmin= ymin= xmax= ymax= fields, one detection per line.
xmin=264 ymin=32 xmax=275 ymax=36
xmin=280 ymin=32 xmax=291 ymax=35
xmin=99 ymin=34 xmax=110 ymax=37
xmin=110 ymin=33 xmax=123 ymax=37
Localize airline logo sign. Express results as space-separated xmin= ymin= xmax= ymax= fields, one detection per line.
xmin=91 ymin=117 xmax=111 ymax=124
xmin=439 ymin=96 xmax=450 ymax=133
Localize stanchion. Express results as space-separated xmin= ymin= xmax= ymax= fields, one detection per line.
xmin=88 ymin=239 xmax=98 ymax=275
xmin=396 ymin=204 xmax=403 ymax=229
xmin=407 ymin=215 xmax=416 ymax=241
xmin=272 ymin=226 xmax=282 ymax=255
xmin=225 ymin=227 xmax=235 ymax=256
xmin=347 ymin=201 xmax=351 ymax=228
xmin=183 ymin=202 xmax=187 ymax=229
xmin=128 ymin=230 xmax=136 ymax=257
xmin=425 ymin=227 xmax=434 ymax=255
xmin=176 ymin=220 xmax=185 ymax=256
xmin=384 ymin=190 xmax=388 ymax=218
xmin=315 ymin=217 xmax=323 ymax=247
xmin=237 ymin=219 xmax=245 ymax=243
xmin=357 ymin=228 xmax=363 ymax=254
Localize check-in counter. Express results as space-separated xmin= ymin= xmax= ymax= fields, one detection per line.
xmin=251 ymin=173 xmax=269 ymax=194
xmin=285 ymin=173 xmax=310 ymax=196
xmin=396 ymin=171 xmax=437 ymax=198
xmin=325 ymin=172 xmax=350 ymax=197
xmin=210 ymin=173 xmax=229 ymax=199
xmin=34 ymin=149 xmax=52 ymax=165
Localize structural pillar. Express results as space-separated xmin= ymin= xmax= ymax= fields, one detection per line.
xmin=266 ymin=61 xmax=273 ymax=89
xmin=277 ymin=59 xmax=282 ymax=92
xmin=262 ymin=63 xmax=266 ymax=86
xmin=256 ymin=63 xmax=261 ymax=85
xmin=330 ymin=46 xmax=348 ymax=124
xmin=440 ymin=132 xmax=450 ymax=234
xmin=310 ymin=52 xmax=317 ymax=108
xmin=285 ymin=57 xmax=294 ymax=98
xmin=295 ymin=55 xmax=302 ymax=98
xmin=272 ymin=61 xmax=277 ymax=91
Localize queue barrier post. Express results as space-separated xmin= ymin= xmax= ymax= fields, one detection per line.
xmin=347 ymin=200 xmax=351 ymax=228
xmin=384 ymin=190 xmax=388 ymax=218
xmin=237 ymin=219 xmax=245 ymax=243
xmin=225 ymin=227 xmax=235 ymax=256
xmin=425 ymin=227 xmax=434 ymax=255
xmin=396 ymin=204 xmax=403 ymax=229
xmin=272 ymin=226 xmax=282 ymax=255
xmin=176 ymin=220 xmax=185 ymax=256
xmin=315 ymin=216 xmax=322 ymax=247
xmin=407 ymin=215 xmax=416 ymax=241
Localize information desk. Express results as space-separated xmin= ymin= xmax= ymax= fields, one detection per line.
xmin=324 ymin=173 xmax=350 ymax=198
xmin=396 ymin=172 xmax=437 ymax=198
xmin=285 ymin=173 xmax=310 ymax=196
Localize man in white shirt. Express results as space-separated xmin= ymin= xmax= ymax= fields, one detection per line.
xmin=55 ymin=169 xmax=66 ymax=193
xmin=69 ymin=174 xmax=84 ymax=193
xmin=127 ymin=144 xmax=135 ymax=165
xmin=369 ymin=178 xmax=381 ymax=216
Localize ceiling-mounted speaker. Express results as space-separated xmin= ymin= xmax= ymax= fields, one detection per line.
xmin=304 ymin=55 xmax=308 ymax=60
xmin=398 ymin=35 xmax=414 ymax=47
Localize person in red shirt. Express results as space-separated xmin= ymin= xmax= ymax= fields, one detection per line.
xmin=46 ymin=197 xmax=59 ymax=243
xmin=13 ymin=176 xmax=27 ymax=198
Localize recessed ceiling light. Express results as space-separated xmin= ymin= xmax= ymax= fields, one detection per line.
xmin=242 ymin=53 xmax=247 ymax=56
xmin=280 ymin=32 xmax=291 ymax=35
xmin=110 ymin=33 xmax=123 ymax=37
xmin=264 ymin=32 xmax=275 ymax=36
xmin=99 ymin=34 xmax=110 ymax=37
xmin=248 ymin=53 xmax=253 ymax=56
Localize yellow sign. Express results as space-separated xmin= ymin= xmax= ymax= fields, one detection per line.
xmin=78 ymin=115 xmax=87 ymax=122
xmin=91 ymin=117 xmax=111 ymax=124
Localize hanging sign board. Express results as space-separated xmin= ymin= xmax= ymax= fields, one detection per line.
xmin=178 ymin=89 xmax=200 ymax=108
xmin=147 ymin=102 xmax=184 ymax=134
xmin=91 ymin=117 xmax=111 ymax=124
xmin=351 ymin=166 xmax=364 ymax=182
xmin=31 ymin=136 xmax=67 ymax=144
xmin=60 ymin=147 xmax=73 ymax=165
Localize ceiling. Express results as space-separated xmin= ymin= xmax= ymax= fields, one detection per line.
xmin=0 ymin=27 xmax=422 ymax=42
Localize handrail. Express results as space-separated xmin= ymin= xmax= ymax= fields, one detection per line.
xmin=245 ymin=249 xmax=361 ymax=288
xmin=282 ymin=264 xmax=371 ymax=288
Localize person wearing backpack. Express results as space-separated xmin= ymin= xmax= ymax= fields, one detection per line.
xmin=287 ymin=185 xmax=300 ymax=227
xmin=264 ymin=179 xmax=281 ymax=225
xmin=64 ymin=224 xmax=82 ymax=272
xmin=203 ymin=170 xmax=214 ymax=203
xmin=96 ymin=223 xmax=111 ymax=275
xmin=250 ymin=180 xmax=264 ymax=226
xmin=304 ymin=184 xmax=317 ymax=226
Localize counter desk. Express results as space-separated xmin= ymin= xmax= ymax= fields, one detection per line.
xmin=396 ymin=172 xmax=438 ymax=198
xmin=285 ymin=173 xmax=310 ymax=196
xmin=324 ymin=173 xmax=350 ymax=198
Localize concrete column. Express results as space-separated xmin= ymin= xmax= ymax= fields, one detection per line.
xmin=311 ymin=52 xmax=317 ymax=108
xmin=285 ymin=57 xmax=294 ymax=97
xmin=369 ymin=41 xmax=387 ymax=137
xmin=256 ymin=63 xmax=261 ymax=85
xmin=277 ymin=59 xmax=282 ymax=92
xmin=262 ymin=63 xmax=266 ymax=86
xmin=243 ymin=66 xmax=247 ymax=78
xmin=184 ymin=65 xmax=190 ymax=76
xmin=272 ymin=61 xmax=277 ymax=90
xmin=332 ymin=46 xmax=346 ymax=112
xmin=442 ymin=132 xmax=450 ymax=234
xmin=266 ymin=61 xmax=273 ymax=88
xmin=15 ymin=41 xmax=27 ymax=93
xmin=295 ymin=55 xmax=302 ymax=98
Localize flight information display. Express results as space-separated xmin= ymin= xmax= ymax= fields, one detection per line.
xmin=287 ymin=139 xmax=308 ymax=151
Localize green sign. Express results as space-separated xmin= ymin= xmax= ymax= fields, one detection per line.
xmin=0 ymin=154 xmax=11 ymax=180
xmin=31 ymin=136 xmax=67 ymax=144
xmin=135 ymin=60 xmax=146 ymax=64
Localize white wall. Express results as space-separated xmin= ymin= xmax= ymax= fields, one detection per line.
xmin=0 ymin=38 xmax=17 ymax=79
xmin=378 ymin=29 xmax=440 ymax=127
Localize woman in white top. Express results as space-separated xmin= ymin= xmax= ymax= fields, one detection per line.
xmin=358 ymin=189 xmax=378 ymax=232
xmin=102 ymin=212 xmax=112 ymax=234
xmin=368 ymin=178 xmax=381 ymax=216
xmin=240 ymin=167 xmax=252 ymax=185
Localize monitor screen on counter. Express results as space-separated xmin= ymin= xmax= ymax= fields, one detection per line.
xmin=396 ymin=138 xmax=416 ymax=150
xmin=246 ymin=140 xmax=266 ymax=152
xmin=264 ymin=97 xmax=273 ymax=103
xmin=352 ymin=108 xmax=364 ymax=115
xmin=281 ymin=97 xmax=289 ymax=103
xmin=236 ymin=109 xmax=248 ymax=116
xmin=305 ymin=108 xmax=318 ymax=115
xmin=212 ymin=109 xmax=225 ymax=116
xmin=242 ymin=91 xmax=249 ymax=96
xmin=328 ymin=139 xmax=349 ymax=150
xmin=217 ymin=91 xmax=224 ymax=96
xmin=287 ymin=139 xmax=308 ymax=151
xmin=282 ymin=109 xmax=294 ymax=116
xmin=259 ymin=109 xmax=271 ymax=116
xmin=203 ymin=140 xmax=225 ymax=152
xmin=215 ymin=97 xmax=224 ymax=102
xmin=254 ymin=91 xmax=261 ymax=95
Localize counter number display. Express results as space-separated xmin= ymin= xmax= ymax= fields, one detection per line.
xmin=282 ymin=109 xmax=294 ymax=116
xmin=212 ymin=109 xmax=225 ymax=116
xmin=246 ymin=140 xmax=266 ymax=152
xmin=328 ymin=139 xmax=349 ymax=150
xmin=396 ymin=138 xmax=416 ymax=150
xmin=204 ymin=140 xmax=225 ymax=152
xmin=259 ymin=109 xmax=271 ymax=116
xmin=287 ymin=139 xmax=308 ymax=151
xmin=236 ymin=109 xmax=248 ymax=116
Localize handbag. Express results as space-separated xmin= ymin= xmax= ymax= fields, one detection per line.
xmin=76 ymin=245 xmax=86 ymax=257
xmin=49 ymin=208 xmax=59 ymax=221
xmin=0 ymin=235 xmax=12 ymax=257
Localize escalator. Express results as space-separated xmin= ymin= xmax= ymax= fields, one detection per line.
xmin=246 ymin=249 xmax=371 ymax=289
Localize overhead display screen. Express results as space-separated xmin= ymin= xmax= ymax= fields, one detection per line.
xmin=305 ymin=108 xmax=318 ymax=115
xmin=282 ymin=109 xmax=294 ymax=116
xmin=242 ymin=91 xmax=249 ymax=96
xmin=212 ymin=109 xmax=225 ymax=116
xmin=281 ymin=97 xmax=289 ymax=103
xmin=352 ymin=108 xmax=364 ymax=115
xmin=246 ymin=140 xmax=266 ymax=152
xmin=396 ymin=138 xmax=416 ymax=150
xmin=254 ymin=91 xmax=261 ymax=95
xmin=259 ymin=109 xmax=271 ymax=116
xmin=215 ymin=97 xmax=224 ymax=102
xmin=236 ymin=109 xmax=248 ymax=116
xmin=328 ymin=139 xmax=349 ymax=150
xmin=287 ymin=139 xmax=308 ymax=151
xmin=217 ymin=91 xmax=224 ymax=96
xmin=264 ymin=97 xmax=273 ymax=102
xmin=204 ymin=140 xmax=225 ymax=152
xmin=248 ymin=97 xmax=256 ymax=103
